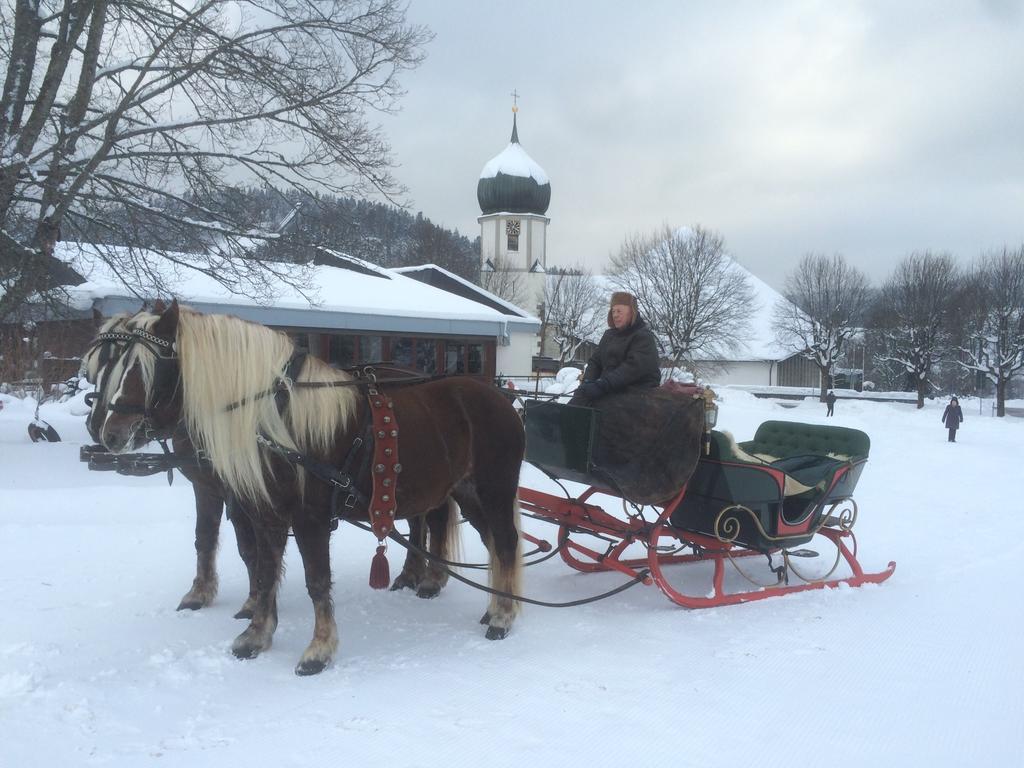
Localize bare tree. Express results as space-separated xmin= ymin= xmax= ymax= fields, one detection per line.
xmin=609 ymin=224 xmax=755 ymax=371
xmin=956 ymin=246 xmax=1024 ymax=417
xmin=0 ymin=0 xmax=430 ymax=320
xmin=875 ymin=252 xmax=958 ymax=408
xmin=541 ymin=265 xmax=603 ymax=363
xmin=773 ymin=252 xmax=871 ymax=401
xmin=479 ymin=254 xmax=530 ymax=310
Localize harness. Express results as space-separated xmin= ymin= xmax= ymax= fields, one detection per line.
xmin=87 ymin=327 xmax=429 ymax=587
xmin=253 ymin=352 xmax=410 ymax=588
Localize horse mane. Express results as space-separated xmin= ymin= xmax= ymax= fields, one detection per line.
xmin=142 ymin=307 xmax=358 ymax=505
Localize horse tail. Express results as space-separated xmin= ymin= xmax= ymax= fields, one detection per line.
xmin=444 ymin=496 xmax=463 ymax=569
xmin=508 ymin=500 xmax=523 ymax=614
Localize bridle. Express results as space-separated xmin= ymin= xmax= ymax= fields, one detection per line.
xmin=88 ymin=327 xmax=180 ymax=434
xmin=83 ymin=330 xmax=133 ymax=412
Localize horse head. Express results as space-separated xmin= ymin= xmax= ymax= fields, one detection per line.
xmin=97 ymin=300 xmax=183 ymax=453
xmin=82 ymin=314 xmax=135 ymax=444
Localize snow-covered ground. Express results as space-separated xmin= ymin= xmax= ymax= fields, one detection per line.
xmin=1 ymin=389 xmax=1021 ymax=767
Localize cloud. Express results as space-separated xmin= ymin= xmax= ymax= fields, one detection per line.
xmin=384 ymin=1 xmax=1024 ymax=288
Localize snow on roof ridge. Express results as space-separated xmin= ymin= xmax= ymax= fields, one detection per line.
xmin=392 ymin=264 xmax=539 ymax=320
xmin=479 ymin=142 xmax=549 ymax=184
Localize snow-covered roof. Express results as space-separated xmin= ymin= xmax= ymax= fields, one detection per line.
xmin=392 ymin=264 xmax=539 ymax=321
xmin=479 ymin=141 xmax=549 ymax=184
xmin=55 ymin=243 xmax=540 ymax=339
xmin=711 ymin=258 xmax=790 ymax=362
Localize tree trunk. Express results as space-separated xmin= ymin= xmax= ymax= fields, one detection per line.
xmin=996 ymin=378 xmax=1006 ymax=417
xmin=818 ymin=366 xmax=828 ymax=401
xmin=915 ymin=378 xmax=927 ymax=409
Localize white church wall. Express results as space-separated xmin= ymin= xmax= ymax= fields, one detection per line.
xmin=527 ymin=216 xmax=546 ymax=268
xmin=478 ymin=213 xmax=549 ymax=272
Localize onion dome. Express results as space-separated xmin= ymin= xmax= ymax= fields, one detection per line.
xmin=477 ymin=113 xmax=551 ymax=215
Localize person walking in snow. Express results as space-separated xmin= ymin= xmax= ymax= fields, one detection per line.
xmin=569 ymin=291 xmax=661 ymax=406
xmin=942 ymin=396 xmax=964 ymax=442
xmin=826 ymin=390 xmax=837 ymax=417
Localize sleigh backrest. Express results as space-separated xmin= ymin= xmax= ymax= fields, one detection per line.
xmin=739 ymin=420 xmax=870 ymax=464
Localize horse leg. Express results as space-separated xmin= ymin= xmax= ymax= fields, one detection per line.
xmin=176 ymin=483 xmax=223 ymax=611
xmin=231 ymin=520 xmax=287 ymax=660
xmin=390 ymin=517 xmax=427 ymax=592
xmin=452 ymin=482 xmax=522 ymax=640
xmin=416 ymin=498 xmax=460 ymax=600
xmin=290 ymin=511 xmax=337 ymax=676
xmin=228 ymin=499 xmax=259 ymax=620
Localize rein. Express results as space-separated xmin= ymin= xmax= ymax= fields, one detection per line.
xmin=223 ymin=363 xmax=436 ymax=413
xmin=345 ymin=518 xmax=651 ymax=608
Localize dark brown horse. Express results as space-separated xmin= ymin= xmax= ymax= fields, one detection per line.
xmin=84 ymin=315 xmax=450 ymax=615
xmin=95 ymin=301 xmax=524 ymax=675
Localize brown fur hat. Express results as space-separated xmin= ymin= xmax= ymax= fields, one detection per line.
xmin=607 ymin=291 xmax=638 ymax=327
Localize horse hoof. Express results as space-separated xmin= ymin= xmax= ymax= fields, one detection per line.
xmin=233 ymin=607 xmax=254 ymax=620
xmin=485 ymin=626 xmax=508 ymax=641
xmin=231 ymin=643 xmax=263 ymax=660
xmin=416 ymin=585 xmax=441 ymax=600
xmin=176 ymin=599 xmax=203 ymax=611
xmin=295 ymin=659 xmax=328 ymax=676
xmin=479 ymin=611 xmax=491 ymax=625
xmin=389 ymin=574 xmax=419 ymax=591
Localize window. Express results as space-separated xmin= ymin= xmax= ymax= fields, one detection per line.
xmin=290 ymin=333 xmax=310 ymax=353
xmin=416 ymin=340 xmax=437 ymax=374
xmin=467 ymin=343 xmax=483 ymax=374
xmin=445 ymin=341 xmax=465 ymax=374
xmin=506 ymin=219 xmax=520 ymax=252
xmin=358 ymin=336 xmax=382 ymax=363
xmin=392 ymin=338 xmax=438 ymax=373
xmin=328 ymin=335 xmax=355 ymax=367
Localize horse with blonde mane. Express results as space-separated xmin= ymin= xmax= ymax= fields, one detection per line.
xmin=82 ymin=312 xmax=261 ymax=617
xmin=95 ymin=301 xmax=524 ymax=675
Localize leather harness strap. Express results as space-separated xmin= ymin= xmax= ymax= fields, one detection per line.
xmin=367 ymin=386 xmax=400 ymax=540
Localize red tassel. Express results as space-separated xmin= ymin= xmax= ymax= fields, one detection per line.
xmin=369 ymin=544 xmax=390 ymax=589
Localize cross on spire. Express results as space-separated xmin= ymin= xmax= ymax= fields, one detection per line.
xmin=511 ymin=89 xmax=520 ymax=113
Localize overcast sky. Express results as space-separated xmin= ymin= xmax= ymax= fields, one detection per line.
xmin=381 ymin=0 xmax=1024 ymax=289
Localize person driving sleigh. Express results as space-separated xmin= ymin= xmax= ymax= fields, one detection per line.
xmin=569 ymin=291 xmax=661 ymax=406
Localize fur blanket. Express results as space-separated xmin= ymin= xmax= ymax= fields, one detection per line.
xmin=588 ymin=387 xmax=706 ymax=505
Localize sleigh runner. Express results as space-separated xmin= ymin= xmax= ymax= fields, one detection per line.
xmin=517 ymin=395 xmax=895 ymax=608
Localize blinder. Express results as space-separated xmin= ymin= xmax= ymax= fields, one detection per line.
xmin=97 ymin=327 xmax=181 ymax=436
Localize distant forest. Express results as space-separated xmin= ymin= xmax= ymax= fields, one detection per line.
xmin=70 ymin=186 xmax=482 ymax=283
xmin=241 ymin=188 xmax=482 ymax=281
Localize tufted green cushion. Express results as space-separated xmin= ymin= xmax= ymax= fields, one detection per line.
xmin=739 ymin=420 xmax=870 ymax=462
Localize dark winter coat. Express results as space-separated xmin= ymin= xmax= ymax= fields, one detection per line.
xmin=826 ymin=392 xmax=837 ymax=406
xmin=578 ymin=315 xmax=661 ymax=398
xmin=942 ymin=404 xmax=964 ymax=429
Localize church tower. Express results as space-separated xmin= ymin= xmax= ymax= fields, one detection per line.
xmin=477 ymin=102 xmax=551 ymax=316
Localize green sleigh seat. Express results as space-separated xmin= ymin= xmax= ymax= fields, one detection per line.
xmin=670 ymin=421 xmax=870 ymax=552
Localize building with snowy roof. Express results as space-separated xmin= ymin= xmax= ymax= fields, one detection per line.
xmin=689 ymin=259 xmax=818 ymax=387
xmin=2 ymin=243 xmax=540 ymax=386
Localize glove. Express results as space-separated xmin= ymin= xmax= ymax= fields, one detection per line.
xmin=576 ymin=379 xmax=609 ymax=400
